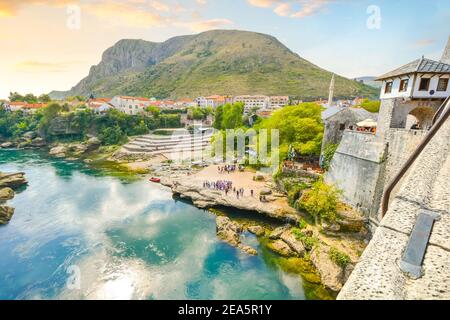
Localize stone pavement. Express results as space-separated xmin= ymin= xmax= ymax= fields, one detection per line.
xmin=338 ymin=111 xmax=450 ymax=300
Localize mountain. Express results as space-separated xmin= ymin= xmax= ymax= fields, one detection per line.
xmin=353 ymin=76 xmax=382 ymax=89
xmin=50 ymin=30 xmax=378 ymax=100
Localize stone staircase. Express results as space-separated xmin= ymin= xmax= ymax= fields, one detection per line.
xmin=122 ymin=131 xmax=214 ymax=156
xmin=338 ymin=113 xmax=450 ymax=299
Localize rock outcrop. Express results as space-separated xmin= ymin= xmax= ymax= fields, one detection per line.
xmin=216 ymin=216 xmax=257 ymax=255
xmin=268 ymin=239 xmax=296 ymax=257
xmin=163 ymin=179 xmax=300 ymax=222
xmin=0 ymin=188 xmax=15 ymax=201
xmin=0 ymin=172 xmax=28 ymax=189
xmin=310 ymin=246 xmax=347 ymax=293
xmin=247 ymin=226 xmax=265 ymax=237
xmin=280 ymin=230 xmax=306 ymax=257
xmin=0 ymin=206 xmax=15 ymax=224
xmin=49 ymin=145 xmax=68 ymax=158
xmin=0 ymin=142 xmax=14 ymax=149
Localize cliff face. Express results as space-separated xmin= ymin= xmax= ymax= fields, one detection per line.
xmin=50 ymin=30 xmax=378 ymax=100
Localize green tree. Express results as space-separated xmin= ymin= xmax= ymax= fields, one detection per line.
xmin=322 ymin=143 xmax=339 ymax=171
xmin=8 ymin=92 xmax=24 ymax=102
xmin=146 ymin=106 xmax=161 ymax=118
xmin=214 ymin=105 xmax=224 ymax=129
xmin=256 ymin=103 xmax=324 ymax=158
xmin=221 ymin=103 xmax=244 ymax=129
xmin=23 ymin=93 xmax=38 ymax=103
xmin=38 ymin=94 xmax=51 ymax=103
xmin=299 ymin=179 xmax=342 ymax=224
xmin=99 ymin=125 xmax=126 ymax=145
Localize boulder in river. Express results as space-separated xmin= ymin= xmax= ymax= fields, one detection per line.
xmin=238 ymin=244 xmax=258 ymax=256
xmin=280 ymin=230 xmax=306 ymax=257
xmin=85 ymin=137 xmax=101 ymax=152
xmin=0 ymin=206 xmax=15 ymax=224
xmin=216 ymin=216 xmax=242 ymax=247
xmin=1 ymin=142 xmax=14 ymax=149
xmin=30 ymin=137 xmax=46 ymax=148
xmin=247 ymin=225 xmax=265 ymax=237
xmin=0 ymin=172 xmax=28 ymax=189
xmin=23 ymin=131 xmax=37 ymax=140
xmin=0 ymin=187 xmax=15 ymax=201
xmin=267 ymin=239 xmax=296 ymax=257
xmin=269 ymin=226 xmax=290 ymax=240
xmin=49 ymin=145 xmax=67 ymax=158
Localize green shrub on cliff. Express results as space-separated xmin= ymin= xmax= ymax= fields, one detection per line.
xmin=329 ymin=247 xmax=351 ymax=269
xmin=299 ymin=179 xmax=342 ymax=224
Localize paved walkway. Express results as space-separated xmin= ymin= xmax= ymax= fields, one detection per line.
xmin=338 ymin=114 xmax=450 ymax=299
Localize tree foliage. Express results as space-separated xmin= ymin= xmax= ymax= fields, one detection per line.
xmin=256 ymin=103 xmax=324 ymax=157
xmin=356 ymin=99 xmax=381 ymax=113
xmin=214 ymin=103 xmax=244 ymax=130
xmin=299 ymin=179 xmax=342 ymax=224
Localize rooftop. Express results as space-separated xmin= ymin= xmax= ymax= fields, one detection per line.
xmin=376 ymin=57 xmax=450 ymax=81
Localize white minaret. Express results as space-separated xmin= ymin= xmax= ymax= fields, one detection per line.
xmin=328 ymin=74 xmax=335 ymax=107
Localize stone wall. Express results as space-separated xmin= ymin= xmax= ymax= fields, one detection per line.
xmin=325 ymin=131 xmax=387 ymax=219
xmin=338 ymin=115 xmax=450 ymax=300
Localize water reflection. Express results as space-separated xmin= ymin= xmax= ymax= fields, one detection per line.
xmin=0 ymin=150 xmax=305 ymax=300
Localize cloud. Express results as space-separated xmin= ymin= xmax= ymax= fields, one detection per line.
xmin=413 ymin=38 xmax=436 ymax=48
xmin=196 ymin=0 xmax=208 ymax=5
xmin=247 ymin=0 xmax=335 ymax=18
xmin=183 ymin=18 xmax=234 ymax=32
xmin=14 ymin=60 xmax=85 ymax=73
xmin=0 ymin=0 xmax=71 ymax=16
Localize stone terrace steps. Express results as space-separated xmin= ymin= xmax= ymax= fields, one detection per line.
xmin=338 ymin=116 xmax=450 ymax=300
xmin=121 ymin=132 xmax=213 ymax=155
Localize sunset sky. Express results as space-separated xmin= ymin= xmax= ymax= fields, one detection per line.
xmin=0 ymin=0 xmax=449 ymax=99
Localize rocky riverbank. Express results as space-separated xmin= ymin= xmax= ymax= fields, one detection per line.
xmin=0 ymin=171 xmax=28 ymax=224
xmin=159 ymin=166 xmax=368 ymax=296
xmin=212 ymin=212 xmax=365 ymax=295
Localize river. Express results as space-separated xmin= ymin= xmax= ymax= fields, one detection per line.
xmin=0 ymin=149 xmax=308 ymax=300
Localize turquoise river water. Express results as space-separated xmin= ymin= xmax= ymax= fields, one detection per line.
xmin=0 ymin=149 xmax=307 ymax=300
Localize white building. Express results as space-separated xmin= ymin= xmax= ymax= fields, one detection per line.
xmin=269 ymin=96 xmax=289 ymax=109
xmin=378 ymin=57 xmax=450 ymax=101
xmin=110 ymin=96 xmax=152 ymax=115
xmin=195 ymin=95 xmax=231 ymax=108
xmin=233 ymin=95 xmax=269 ymax=113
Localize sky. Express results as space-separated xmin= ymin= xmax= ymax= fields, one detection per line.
xmin=0 ymin=0 xmax=449 ymax=99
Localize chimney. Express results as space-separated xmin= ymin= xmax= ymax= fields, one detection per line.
xmin=441 ymin=35 xmax=450 ymax=64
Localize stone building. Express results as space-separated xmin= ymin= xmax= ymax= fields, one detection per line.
xmin=326 ymin=36 xmax=450 ymax=225
xmin=321 ymin=106 xmax=377 ymax=150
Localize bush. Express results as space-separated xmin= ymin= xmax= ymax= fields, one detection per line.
xmin=291 ymin=228 xmax=317 ymax=251
xmin=322 ymin=143 xmax=338 ymax=171
xmin=99 ymin=126 xmax=127 ymax=145
xmin=299 ymin=179 xmax=342 ymax=224
xmin=329 ymin=247 xmax=351 ymax=269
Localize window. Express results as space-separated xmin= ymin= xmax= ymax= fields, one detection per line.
xmin=437 ymin=78 xmax=449 ymax=92
xmin=339 ymin=123 xmax=346 ymax=131
xmin=399 ymin=79 xmax=409 ymax=92
xmin=419 ymin=78 xmax=430 ymax=91
xmin=385 ymin=81 xmax=393 ymax=94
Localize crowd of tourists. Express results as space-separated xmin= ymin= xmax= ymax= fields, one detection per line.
xmin=203 ymin=180 xmax=256 ymax=200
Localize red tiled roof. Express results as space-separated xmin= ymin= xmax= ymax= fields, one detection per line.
xmin=22 ymin=103 xmax=46 ymax=109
